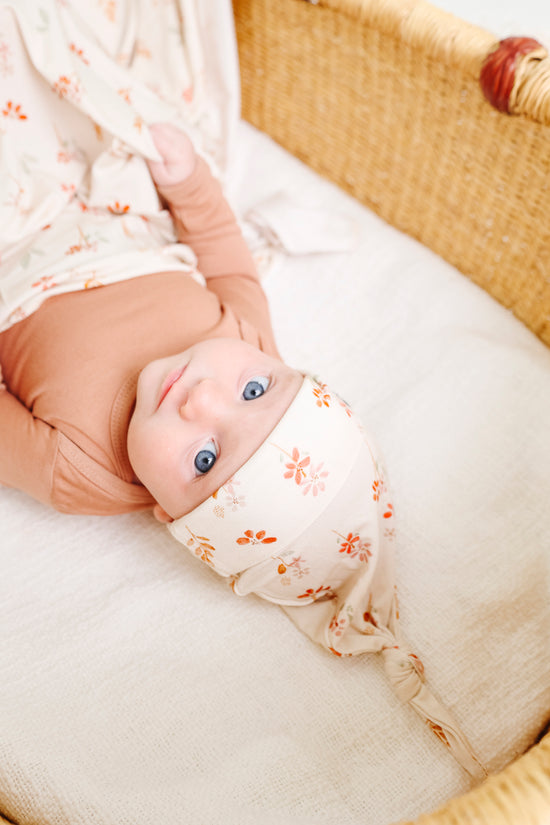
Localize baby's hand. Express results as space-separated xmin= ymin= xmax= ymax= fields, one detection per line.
xmin=146 ymin=123 xmax=197 ymax=188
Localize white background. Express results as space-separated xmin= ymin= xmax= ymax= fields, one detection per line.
xmin=434 ymin=0 xmax=550 ymax=47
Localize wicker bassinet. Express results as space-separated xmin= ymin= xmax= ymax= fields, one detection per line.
xmin=232 ymin=0 xmax=550 ymax=823
xmin=0 ymin=3 xmax=547 ymax=824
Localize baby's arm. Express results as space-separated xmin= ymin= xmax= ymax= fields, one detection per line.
xmin=0 ymin=378 xmax=58 ymax=505
xmin=146 ymin=124 xmax=278 ymax=353
xmin=147 ymin=123 xmax=257 ymax=284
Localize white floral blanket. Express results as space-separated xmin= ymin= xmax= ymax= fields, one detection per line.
xmin=0 ymin=0 xmax=239 ymax=329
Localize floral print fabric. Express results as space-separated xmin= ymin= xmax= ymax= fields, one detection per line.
xmin=169 ymin=376 xmax=486 ymax=778
xmin=0 ymin=0 xmax=239 ymax=330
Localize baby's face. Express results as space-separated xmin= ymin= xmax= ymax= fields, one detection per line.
xmin=127 ymin=338 xmax=303 ymax=521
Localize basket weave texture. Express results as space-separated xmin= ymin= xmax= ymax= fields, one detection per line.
xmin=233 ymin=1 xmax=550 ymax=823
xmin=234 ymin=0 xmax=550 ymax=347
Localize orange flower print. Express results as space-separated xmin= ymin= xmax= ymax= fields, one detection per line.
xmin=363 ymin=594 xmax=378 ymax=627
xmin=409 ymin=653 xmax=425 ymax=677
xmin=32 ymin=275 xmax=57 ymax=291
xmin=211 ymin=479 xmax=245 ymax=517
xmin=339 ymin=399 xmax=353 ymax=418
xmin=7 ymin=307 xmax=27 ymax=326
xmin=5 ymin=178 xmax=26 ymax=214
xmin=373 ymin=477 xmax=393 ymax=518
xmin=136 ymin=40 xmax=152 ymax=59
xmin=275 ymin=554 xmax=310 ymax=582
xmin=329 ymin=614 xmax=348 ymax=637
xmin=69 ymin=43 xmax=89 ymax=65
xmin=52 ymin=74 xmax=81 ymax=103
xmin=57 ymin=139 xmax=83 ymax=165
xmin=2 ymin=100 xmax=27 ymax=120
xmin=358 ymin=541 xmax=372 ymax=563
xmin=302 ymin=462 xmax=328 ymax=496
xmin=336 ymin=531 xmax=372 ymax=562
xmin=362 ymin=611 xmax=377 ymax=628
xmin=184 ymin=527 xmax=216 ymax=566
xmin=108 ymin=201 xmax=130 ymax=215
xmin=236 ymin=530 xmax=277 ymax=546
xmin=339 ymin=532 xmax=360 ymax=555
xmin=0 ymin=42 xmax=13 ymax=78
xmin=225 ymin=492 xmax=246 ymax=511
xmin=426 ymin=721 xmax=451 ymax=748
xmin=297 ymin=585 xmax=334 ymax=601
xmin=284 ymin=448 xmax=310 ymax=485
xmin=117 ymin=88 xmax=132 ymax=104
xmin=182 ymin=85 xmax=194 ymax=103
xmin=99 ymin=0 xmax=116 ymax=22
xmin=65 ymin=227 xmax=96 ymax=256
xmin=312 ymin=384 xmax=331 ymax=408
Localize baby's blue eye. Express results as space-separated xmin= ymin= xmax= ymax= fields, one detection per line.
xmin=194 ymin=440 xmax=218 ymax=475
xmin=243 ymin=376 xmax=269 ymax=401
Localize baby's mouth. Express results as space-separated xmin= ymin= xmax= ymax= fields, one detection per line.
xmin=157 ymin=364 xmax=187 ymax=409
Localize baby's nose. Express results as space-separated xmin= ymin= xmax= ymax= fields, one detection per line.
xmin=179 ymin=379 xmax=229 ymax=421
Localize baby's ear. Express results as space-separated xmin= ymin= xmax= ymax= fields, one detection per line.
xmin=153 ymin=503 xmax=174 ymax=524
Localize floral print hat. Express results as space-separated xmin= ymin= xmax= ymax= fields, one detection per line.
xmin=168 ymin=375 xmax=484 ymax=777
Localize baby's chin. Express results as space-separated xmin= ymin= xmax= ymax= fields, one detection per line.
xmin=152 ymin=503 xmax=175 ymax=523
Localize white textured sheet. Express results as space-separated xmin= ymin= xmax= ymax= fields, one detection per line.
xmin=1 ymin=121 xmax=549 ymax=825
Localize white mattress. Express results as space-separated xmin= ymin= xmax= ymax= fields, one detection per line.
xmin=1 ymin=119 xmax=549 ymax=825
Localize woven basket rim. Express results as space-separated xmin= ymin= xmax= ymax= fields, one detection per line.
xmin=300 ymin=0 xmax=498 ymax=75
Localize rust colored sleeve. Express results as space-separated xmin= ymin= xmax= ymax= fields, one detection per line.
xmin=157 ymin=158 xmax=279 ymax=356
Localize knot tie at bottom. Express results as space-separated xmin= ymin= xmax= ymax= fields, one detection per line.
xmin=382 ymin=645 xmax=425 ymax=704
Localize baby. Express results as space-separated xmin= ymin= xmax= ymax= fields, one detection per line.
xmin=0 ymin=123 xmax=301 ymax=517
xmin=127 ymin=127 xmax=303 ymax=522
xmin=0 ymin=124 xmax=483 ymax=777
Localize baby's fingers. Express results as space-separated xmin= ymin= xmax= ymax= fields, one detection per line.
xmin=148 ymin=123 xmax=181 ymax=160
xmin=146 ymin=122 xmax=197 ymax=187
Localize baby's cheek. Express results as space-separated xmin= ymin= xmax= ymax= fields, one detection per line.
xmin=143 ymin=428 xmax=176 ymax=474
xmin=127 ymin=420 xmax=165 ymax=482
